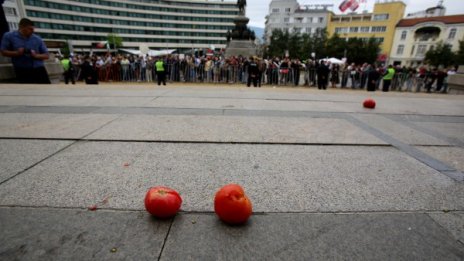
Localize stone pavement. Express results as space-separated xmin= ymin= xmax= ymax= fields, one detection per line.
xmin=0 ymin=83 xmax=463 ymax=260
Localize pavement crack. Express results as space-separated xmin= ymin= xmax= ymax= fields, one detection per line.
xmin=157 ymin=216 xmax=175 ymax=261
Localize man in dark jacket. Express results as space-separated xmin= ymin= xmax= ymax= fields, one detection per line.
xmin=367 ymin=65 xmax=380 ymax=92
xmin=316 ymin=60 xmax=330 ymax=90
xmin=247 ymin=57 xmax=259 ymax=87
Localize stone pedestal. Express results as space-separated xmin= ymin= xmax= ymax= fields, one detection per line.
xmin=447 ymin=65 xmax=464 ymax=94
xmin=225 ymin=40 xmax=257 ymax=58
xmin=0 ymin=55 xmax=63 ymax=83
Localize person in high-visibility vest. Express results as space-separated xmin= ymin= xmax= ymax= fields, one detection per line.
xmin=155 ymin=57 xmax=166 ymax=86
xmin=60 ymin=54 xmax=75 ymax=84
xmin=382 ymin=65 xmax=395 ymax=92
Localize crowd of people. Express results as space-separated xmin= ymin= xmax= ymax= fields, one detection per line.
xmin=59 ymin=52 xmax=457 ymax=93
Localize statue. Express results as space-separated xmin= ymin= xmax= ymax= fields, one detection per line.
xmin=237 ymin=0 xmax=246 ymax=15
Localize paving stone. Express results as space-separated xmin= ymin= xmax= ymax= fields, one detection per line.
xmin=87 ymin=115 xmax=386 ymax=144
xmin=0 ymin=207 xmax=169 ymax=260
xmin=0 ymin=142 xmax=462 ymax=213
xmin=428 ymin=212 xmax=464 ymax=243
xmin=413 ymin=122 xmax=464 ymax=143
xmin=352 ymin=114 xmax=450 ymax=145
xmin=0 ymin=139 xmax=73 ymax=183
xmin=416 ymin=146 xmax=464 ymax=172
xmin=0 ymin=96 xmax=155 ymax=107
xmin=161 ymin=213 xmax=464 ymax=260
xmin=0 ymin=113 xmax=119 ymax=139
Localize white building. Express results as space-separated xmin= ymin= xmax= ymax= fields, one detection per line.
xmin=264 ymin=0 xmax=330 ymax=43
xmin=14 ymin=0 xmax=238 ymax=52
xmin=2 ymin=0 xmax=21 ymax=31
xmin=390 ymin=15 xmax=464 ymax=67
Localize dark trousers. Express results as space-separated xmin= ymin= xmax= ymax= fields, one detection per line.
xmin=14 ymin=67 xmax=51 ymax=84
xmin=247 ymin=75 xmax=257 ymax=87
xmin=157 ymin=72 xmax=166 ymax=85
xmin=64 ymin=70 xmax=75 ymax=84
xmin=382 ymin=79 xmax=391 ymax=92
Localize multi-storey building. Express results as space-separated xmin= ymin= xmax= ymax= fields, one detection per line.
xmin=2 ymin=0 xmax=21 ymax=31
xmin=327 ymin=1 xmax=406 ymax=60
xmin=264 ymin=0 xmax=330 ymax=43
xmin=16 ymin=0 xmax=238 ymax=52
xmin=389 ymin=15 xmax=464 ymax=67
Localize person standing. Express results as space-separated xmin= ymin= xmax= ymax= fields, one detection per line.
xmin=155 ymin=57 xmax=166 ymax=85
xmin=247 ymin=56 xmax=259 ymax=87
xmin=382 ymin=65 xmax=395 ymax=92
xmin=316 ymin=60 xmax=330 ymax=90
xmin=61 ymin=54 xmax=75 ymax=84
xmin=0 ymin=18 xmax=50 ymax=84
xmin=367 ymin=65 xmax=380 ymax=92
xmin=81 ymin=55 xmax=98 ymax=84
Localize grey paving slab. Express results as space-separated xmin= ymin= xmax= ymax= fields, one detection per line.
xmin=413 ymin=122 xmax=464 ymax=143
xmin=0 ymin=96 xmax=155 ymax=107
xmin=148 ymin=96 xmax=361 ymax=112
xmin=428 ymin=212 xmax=464 ymax=243
xmin=416 ymin=146 xmax=464 ymax=172
xmin=161 ymin=213 xmax=464 ymax=260
xmin=0 ymin=142 xmax=462 ymax=212
xmin=352 ymin=114 xmax=450 ymax=145
xmin=0 ymin=113 xmax=120 ymax=139
xmin=87 ymin=115 xmax=386 ymax=144
xmin=0 ymin=139 xmax=73 ymax=183
xmin=0 ymin=207 xmax=169 ymax=260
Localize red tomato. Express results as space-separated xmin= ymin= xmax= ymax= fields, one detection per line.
xmin=144 ymin=186 xmax=182 ymax=218
xmin=363 ymin=99 xmax=376 ymax=109
xmin=214 ymin=184 xmax=252 ymax=225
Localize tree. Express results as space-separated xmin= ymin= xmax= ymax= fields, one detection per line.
xmin=311 ymin=28 xmax=328 ymax=59
xmin=326 ymin=33 xmax=346 ymax=59
xmin=456 ymin=40 xmax=464 ymax=65
xmin=107 ymin=33 xmax=123 ymax=49
xmin=425 ymin=41 xmax=455 ymax=67
xmin=266 ymin=29 xmax=289 ymax=58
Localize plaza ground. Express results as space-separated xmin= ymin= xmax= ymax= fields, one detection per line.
xmin=0 ymin=83 xmax=463 ymax=260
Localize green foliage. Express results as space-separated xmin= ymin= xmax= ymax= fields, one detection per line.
xmin=425 ymin=41 xmax=455 ymax=67
xmin=107 ymin=33 xmax=123 ymax=49
xmin=265 ymin=29 xmax=379 ymax=64
xmin=456 ymin=40 xmax=464 ymax=65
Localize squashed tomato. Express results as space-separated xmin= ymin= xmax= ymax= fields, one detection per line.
xmin=144 ymin=186 xmax=182 ymax=218
xmin=214 ymin=184 xmax=252 ymax=224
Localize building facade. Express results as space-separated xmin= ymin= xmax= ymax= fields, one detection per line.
xmin=16 ymin=0 xmax=238 ymax=52
xmin=327 ymin=1 xmax=406 ymax=59
xmin=3 ymin=0 xmax=21 ymax=31
xmin=389 ymin=15 xmax=464 ymax=67
xmin=264 ymin=0 xmax=330 ymax=43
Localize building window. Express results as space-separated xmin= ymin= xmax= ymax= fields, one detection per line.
xmin=318 ymin=17 xmax=324 ymax=23
xmin=396 ymin=45 xmax=404 ymax=55
xmin=3 ymin=7 xmax=17 ymax=16
xmin=335 ymin=27 xmax=348 ymax=34
xmin=417 ymin=45 xmax=427 ymax=56
xmin=283 ymin=18 xmax=289 ymax=23
xmin=350 ymin=27 xmax=358 ymax=33
xmin=371 ymin=26 xmax=387 ymax=33
xmin=306 ymin=28 xmax=312 ymax=34
xmin=307 ymin=17 xmax=313 ymax=23
xmin=360 ymin=27 xmax=370 ymax=33
xmin=448 ymin=28 xmax=457 ymax=39
xmin=411 ymin=45 xmax=415 ymax=55
xmin=285 ymin=8 xmax=291 ymax=13
xmin=401 ymin=31 xmax=407 ymax=40
xmin=272 ymin=8 xmax=279 ymax=13
xmin=373 ymin=14 xmax=389 ymax=21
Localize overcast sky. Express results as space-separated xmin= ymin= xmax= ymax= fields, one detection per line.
xmin=246 ymin=0 xmax=464 ymax=28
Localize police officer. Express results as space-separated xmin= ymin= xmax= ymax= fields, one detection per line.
xmin=155 ymin=57 xmax=166 ymax=86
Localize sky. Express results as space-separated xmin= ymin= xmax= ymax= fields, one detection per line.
xmin=245 ymin=0 xmax=464 ymax=28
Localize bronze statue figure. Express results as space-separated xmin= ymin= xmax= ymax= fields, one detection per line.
xmin=237 ymin=0 xmax=246 ymax=15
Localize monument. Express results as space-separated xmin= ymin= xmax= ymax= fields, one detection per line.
xmin=224 ymin=0 xmax=257 ymax=58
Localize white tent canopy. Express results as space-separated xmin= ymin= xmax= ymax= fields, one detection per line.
xmin=119 ymin=49 xmax=142 ymax=55
xmin=322 ymin=57 xmax=345 ymax=64
xmin=147 ymin=49 xmax=177 ymax=57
